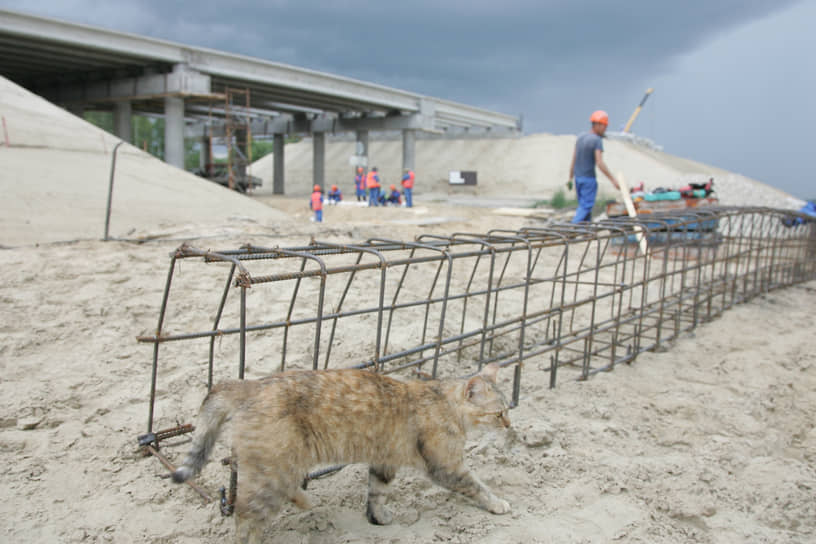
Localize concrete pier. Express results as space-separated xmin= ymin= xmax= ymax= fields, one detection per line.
xmin=113 ymin=101 xmax=132 ymax=143
xmin=313 ymin=131 xmax=325 ymax=189
xmin=273 ymin=133 xmax=285 ymax=194
xmin=164 ymin=96 xmax=184 ymax=169
xmin=402 ymin=129 xmax=416 ymax=172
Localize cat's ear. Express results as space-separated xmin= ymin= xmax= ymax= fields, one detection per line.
xmin=465 ymin=375 xmax=488 ymax=401
xmin=478 ymin=363 xmax=500 ymax=383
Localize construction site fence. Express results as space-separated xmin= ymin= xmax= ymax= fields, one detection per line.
xmin=138 ymin=206 xmax=816 ymax=436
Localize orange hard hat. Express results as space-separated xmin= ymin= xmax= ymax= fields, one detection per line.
xmin=313 ymin=185 xmax=321 ymax=192
xmin=331 ymin=184 xmax=338 ymax=191
xmin=390 ymin=184 xmax=396 ymax=190
xmin=357 ymin=167 xmax=363 ymax=173
xmin=589 ymin=110 xmax=609 ymax=125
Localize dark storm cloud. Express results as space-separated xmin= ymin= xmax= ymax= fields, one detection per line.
xmin=2 ymin=1 xmax=796 ymax=113
xmin=138 ymin=2 xmax=796 ymax=106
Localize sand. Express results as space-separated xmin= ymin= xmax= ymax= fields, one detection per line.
xmin=1 ymin=207 xmax=814 ymax=543
xmin=1 ymin=74 xmax=814 ymax=543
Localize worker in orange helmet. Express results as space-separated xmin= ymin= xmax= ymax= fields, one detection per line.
xmin=354 ymin=166 xmax=367 ymax=202
xmin=310 ymin=184 xmax=323 ymax=222
xmin=567 ymin=110 xmax=620 ymax=223
xmin=327 ymin=184 xmax=343 ymax=205
xmin=366 ymin=167 xmax=382 ymax=207
xmin=385 ymin=184 xmax=402 ymax=206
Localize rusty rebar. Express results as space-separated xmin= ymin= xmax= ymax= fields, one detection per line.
xmin=138 ymin=207 xmax=815 ymax=469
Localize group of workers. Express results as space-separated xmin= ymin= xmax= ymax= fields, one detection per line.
xmin=354 ymin=166 xmax=415 ymax=208
xmin=313 ymin=109 xmax=619 ymax=225
xmin=310 ymin=167 xmax=416 ymax=222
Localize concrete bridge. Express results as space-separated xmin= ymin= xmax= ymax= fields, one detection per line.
xmin=0 ymin=9 xmax=522 ymax=193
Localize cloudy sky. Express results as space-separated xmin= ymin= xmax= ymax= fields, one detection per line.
xmin=2 ymin=0 xmax=813 ymax=199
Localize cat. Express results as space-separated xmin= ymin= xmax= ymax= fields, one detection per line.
xmin=171 ymin=363 xmax=511 ymax=543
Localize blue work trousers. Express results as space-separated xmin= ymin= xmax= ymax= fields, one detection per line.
xmin=571 ymin=176 xmax=598 ymax=223
xmin=403 ymin=187 xmax=413 ymax=207
xmin=314 ymin=209 xmax=322 ymax=222
xmin=368 ymin=187 xmax=380 ymax=206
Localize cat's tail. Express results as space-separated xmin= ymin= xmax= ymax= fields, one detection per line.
xmin=172 ymin=387 xmax=234 ymax=483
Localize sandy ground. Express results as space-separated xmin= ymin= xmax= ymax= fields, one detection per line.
xmin=1 ymin=197 xmax=814 ymax=543
xmin=2 ymin=70 xmax=814 ymax=544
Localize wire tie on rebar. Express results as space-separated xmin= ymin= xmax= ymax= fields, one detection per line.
xmin=235 ymin=272 xmax=252 ymax=288
xmin=219 ymin=487 xmax=234 ymax=516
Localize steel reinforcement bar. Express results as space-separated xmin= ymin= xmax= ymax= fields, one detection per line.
xmin=137 ymin=207 xmax=815 ymax=439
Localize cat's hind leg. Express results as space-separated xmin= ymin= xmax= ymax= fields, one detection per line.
xmin=366 ymin=464 xmax=396 ymax=525
xmin=234 ymin=512 xmax=263 ymax=544
xmin=233 ymin=471 xmax=284 ymax=543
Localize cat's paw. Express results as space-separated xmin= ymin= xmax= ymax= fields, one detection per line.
xmin=488 ymin=497 xmax=511 ymax=515
xmin=366 ymin=502 xmax=394 ymax=525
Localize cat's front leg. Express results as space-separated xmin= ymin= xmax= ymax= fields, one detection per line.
xmin=481 ymin=487 xmax=511 ymax=515
xmin=366 ymin=464 xmax=397 ymax=525
xmin=428 ymin=464 xmax=511 ymax=515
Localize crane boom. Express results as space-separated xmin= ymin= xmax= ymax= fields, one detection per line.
xmin=623 ymin=88 xmax=653 ymax=133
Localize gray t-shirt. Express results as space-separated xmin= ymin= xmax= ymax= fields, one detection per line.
xmin=574 ymin=132 xmax=604 ymax=178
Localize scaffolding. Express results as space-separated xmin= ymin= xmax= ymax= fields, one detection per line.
xmin=136 ymin=206 xmax=816 ymax=509
xmin=196 ymin=88 xmax=258 ymax=192
xmin=224 ymin=88 xmax=252 ymax=192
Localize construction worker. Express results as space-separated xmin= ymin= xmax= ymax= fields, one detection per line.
xmin=567 ymin=110 xmax=620 ymax=223
xmin=354 ymin=167 xmax=367 ymax=202
xmin=385 ymin=184 xmax=402 ymax=206
xmin=310 ymin=184 xmax=323 ymax=222
xmin=401 ymin=168 xmax=415 ymax=207
xmin=327 ymin=184 xmax=343 ymax=205
xmin=366 ymin=166 xmax=382 ymax=207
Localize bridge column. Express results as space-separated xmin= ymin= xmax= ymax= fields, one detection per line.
xmin=273 ymin=133 xmax=285 ymax=194
xmin=200 ymin=134 xmax=211 ymax=174
xmin=113 ymin=101 xmax=132 ymax=143
xmin=401 ymin=129 xmax=416 ymax=171
xmin=313 ymin=131 xmax=326 ymax=190
xmin=355 ymin=129 xmax=369 ymax=164
xmin=164 ymin=96 xmax=185 ymax=169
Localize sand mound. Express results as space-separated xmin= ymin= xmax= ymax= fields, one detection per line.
xmin=253 ymin=134 xmax=803 ymax=209
xmin=0 ymin=76 xmax=288 ymax=247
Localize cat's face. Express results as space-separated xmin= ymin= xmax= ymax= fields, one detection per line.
xmin=462 ymin=364 xmax=511 ymax=430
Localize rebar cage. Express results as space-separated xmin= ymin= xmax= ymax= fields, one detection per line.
xmin=136 ymin=206 xmax=815 ymax=505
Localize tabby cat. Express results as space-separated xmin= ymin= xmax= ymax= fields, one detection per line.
xmin=172 ymin=363 xmax=511 ymax=543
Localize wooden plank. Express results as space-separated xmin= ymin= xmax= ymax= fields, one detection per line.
xmin=617 ymin=172 xmax=648 ymax=255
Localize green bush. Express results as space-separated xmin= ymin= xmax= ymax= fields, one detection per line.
xmin=550 ymin=190 xmax=568 ymax=209
xmin=533 ymin=190 xmax=579 ymax=209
